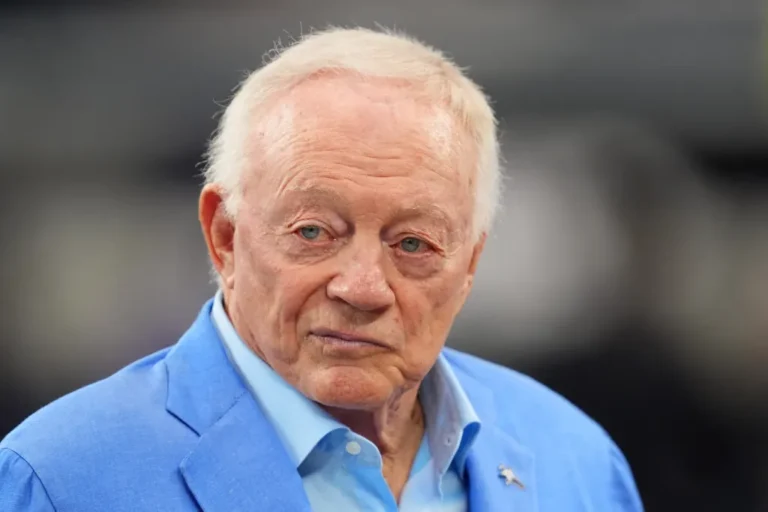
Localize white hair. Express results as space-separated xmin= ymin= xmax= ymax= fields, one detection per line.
xmin=203 ymin=26 xmax=501 ymax=239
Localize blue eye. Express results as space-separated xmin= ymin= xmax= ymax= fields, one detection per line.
xmin=400 ymin=237 xmax=423 ymax=253
xmin=298 ymin=225 xmax=322 ymax=240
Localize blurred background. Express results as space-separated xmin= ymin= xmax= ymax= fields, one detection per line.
xmin=1 ymin=1 xmax=767 ymax=510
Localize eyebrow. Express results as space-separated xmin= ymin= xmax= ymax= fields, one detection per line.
xmin=278 ymin=186 xmax=457 ymax=229
xmin=394 ymin=204 xmax=454 ymax=227
xmin=281 ymin=186 xmax=346 ymax=207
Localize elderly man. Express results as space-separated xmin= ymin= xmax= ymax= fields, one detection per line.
xmin=0 ymin=28 xmax=643 ymax=511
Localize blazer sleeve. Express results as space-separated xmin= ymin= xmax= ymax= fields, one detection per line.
xmin=610 ymin=440 xmax=645 ymax=512
xmin=0 ymin=448 xmax=56 ymax=512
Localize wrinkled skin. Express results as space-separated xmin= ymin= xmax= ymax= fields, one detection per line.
xmin=199 ymin=75 xmax=486 ymax=498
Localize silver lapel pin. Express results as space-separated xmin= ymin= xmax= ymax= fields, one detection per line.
xmin=498 ymin=464 xmax=525 ymax=489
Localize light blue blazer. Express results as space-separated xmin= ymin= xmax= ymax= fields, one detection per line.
xmin=0 ymin=300 xmax=643 ymax=511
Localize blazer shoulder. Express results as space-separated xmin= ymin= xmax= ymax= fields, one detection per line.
xmin=0 ymin=347 xmax=186 ymax=475
xmin=444 ymin=349 xmax=643 ymax=510
xmin=443 ymin=348 xmax=611 ymax=444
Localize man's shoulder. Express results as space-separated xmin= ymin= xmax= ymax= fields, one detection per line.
xmin=1 ymin=347 xmax=192 ymax=476
xmin=444 ymin=348 xmax=643 ymax=510
xmin=444 ymin=348 xmax=610 ymax=444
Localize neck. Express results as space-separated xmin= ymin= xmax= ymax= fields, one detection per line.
xmin=324 ymin=386 xmax=425 ymax=501
xmin=324 ymin=386 xmax=424 ymax=452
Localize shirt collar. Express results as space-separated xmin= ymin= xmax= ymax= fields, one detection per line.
xmin=211 ymin=290 xmax=344 ymax=469
xmin=420 ymin=350 xmax=481 ymax=478
xmin=211 ymin=291 xmax=481 ymax=478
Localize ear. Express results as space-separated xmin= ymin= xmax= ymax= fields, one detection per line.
xmin=467 ymin=232 xmax=487 ymax=277
xmin=199 ymin=184 xmax=236 ymax=288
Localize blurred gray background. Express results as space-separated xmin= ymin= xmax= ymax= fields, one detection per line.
xmin=2 ymin=1 xmax=767 ymax=510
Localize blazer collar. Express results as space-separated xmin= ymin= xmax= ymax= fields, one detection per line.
xmin=448 ymin=351 xmax=539 ymax=512
xmin=165 ymin=300 xmax=311 ymax=512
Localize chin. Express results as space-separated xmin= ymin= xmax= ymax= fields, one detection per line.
xmin=304 ymin=365 xmax=393 ymax=410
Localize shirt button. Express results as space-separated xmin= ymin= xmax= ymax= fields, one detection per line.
xmin=345 ymin=441 xmax=362 ymax=455
xmin=445 ymin=435 xmax=454 ymax=446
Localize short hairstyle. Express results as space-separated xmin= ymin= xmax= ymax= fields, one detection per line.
xmin=203 ymin=26 xmax=501 ymax=239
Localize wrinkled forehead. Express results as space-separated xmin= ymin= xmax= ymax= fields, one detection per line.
xmin=249 ymin=75 xmax=478 ymax=185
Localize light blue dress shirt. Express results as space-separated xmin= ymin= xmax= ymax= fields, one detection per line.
xmin=211 ymin=292 xmax=481 ymax=511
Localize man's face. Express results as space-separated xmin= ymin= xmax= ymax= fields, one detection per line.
xmin=210 ymin=76 xmax=484 ymax=410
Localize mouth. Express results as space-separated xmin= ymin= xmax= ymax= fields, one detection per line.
xmin=308 ymin=328 xmax=390 ymax=350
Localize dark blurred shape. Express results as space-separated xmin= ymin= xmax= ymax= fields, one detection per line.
xmin=527 ymin=327 xmax=766 ymax=512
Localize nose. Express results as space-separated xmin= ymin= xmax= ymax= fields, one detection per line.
xmin=326 ymin=242 xmax=395 ymax=312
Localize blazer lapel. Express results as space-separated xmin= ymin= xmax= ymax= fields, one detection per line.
xmin=165 ymin=300 xmax=312 ymax=512
xmin=180 ymin=394 xmax=311 ymax=512
xmin=465 ymin=423 xmax=538 ymax=512
xmin=452 ymin=357 xmax=539 ymax=512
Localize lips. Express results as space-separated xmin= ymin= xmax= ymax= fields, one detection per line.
xmin=309 ymin=328 xmax=390 ymax=349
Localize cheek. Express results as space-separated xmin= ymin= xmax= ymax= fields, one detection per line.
xmin=429 ymin=265 xmax=471 ymax=316
xmin=398 ymin=268 xmax=469 ymax=354
xmin=234 ymin=226 xmax=326 ymax=329
xmin=234 ymin=226 xmax=278 ymax=295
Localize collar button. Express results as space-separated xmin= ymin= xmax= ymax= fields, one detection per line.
xmin=345 ymin=441 xmax=362 ymax=455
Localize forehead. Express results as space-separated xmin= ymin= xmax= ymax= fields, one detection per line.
xmin=245 ymin=75 xmax=477 ymax=220
xmin=255 ymin=76 xmax=476 ymax=171
xmin=286 ymin=75 xmax=450 ymax=138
